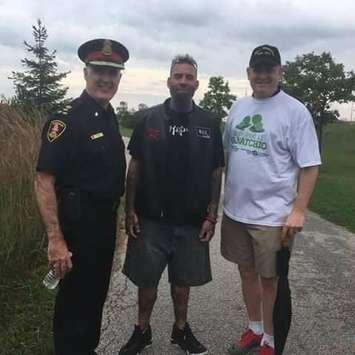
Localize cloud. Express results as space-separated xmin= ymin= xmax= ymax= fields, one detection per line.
xmin=0 ymin=0 xmax=354 ymax=117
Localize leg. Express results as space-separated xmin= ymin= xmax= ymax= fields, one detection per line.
xmin=120 ymin=219 xmax=170 ymax=354
xmin=138 ymin=287 xmax=158 ymax=329
xmin=221 ymin=218 xmax=264 ymax=354
xmin=54 ymin=242 xmax=115 ymax=355
xmin=54 ymin=198 xmax=117 ymax=355
xmin=238 ymin=266 xmax=262 ymax=322
xmin=171 ymin=285 xmax=190 ymax=329
xmin=221 ymin=215 xmax=259 ymax=322
xmin=168 ymin=225 xmax=209 ymax=354
xmin=260 ymin=276 xmax=278 ymax=335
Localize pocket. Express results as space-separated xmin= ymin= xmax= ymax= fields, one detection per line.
xmin=59 ymin=189 xmax=81 ymax=223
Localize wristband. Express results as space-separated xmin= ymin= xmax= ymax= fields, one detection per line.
xmin=205 ymin=216 xmax=217 ymax=225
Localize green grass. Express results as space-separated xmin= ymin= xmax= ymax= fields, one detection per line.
xmin=0 ymin=264 xmax=54 ymax=355
xmin=309 ymin=121 xmax=355 ymax=233
xmin=119 ymin=125 xmax=133 ymax=138
xmin=0 ymin=107 xmax=54 ymax=354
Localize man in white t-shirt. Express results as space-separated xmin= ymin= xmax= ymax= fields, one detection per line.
xmin=222 ymin=44 xmax=321 ymax=355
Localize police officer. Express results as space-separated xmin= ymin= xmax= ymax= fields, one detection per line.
xmin=34 ymin=38 xmax=128 ymax=355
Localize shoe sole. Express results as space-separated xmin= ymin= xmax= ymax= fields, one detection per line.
xmin=227 ymin=342 xmax=260 ymax=355
xmin=120 ymin=342 xmax=152 ymax=355
xmin=171 ymin=340 xmax=208 ymax=354
xmin=137 ymin=343 xmax=152 ymax=354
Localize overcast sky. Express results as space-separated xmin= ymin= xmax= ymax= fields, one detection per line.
xmin=0 ymin=0 xmax=354 ymax=119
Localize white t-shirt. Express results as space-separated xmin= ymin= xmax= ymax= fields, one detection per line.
xmin=223 ymin=90 xmax=321 ymax=226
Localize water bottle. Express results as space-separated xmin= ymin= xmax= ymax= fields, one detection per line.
xmin=43 ymin=267 xmax=60 ymax=290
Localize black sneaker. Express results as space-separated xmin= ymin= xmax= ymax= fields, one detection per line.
xmin=119 ymin=325 xmax=152 ymax=355
xmin=170 ymin=323 xmax=208 ymax=354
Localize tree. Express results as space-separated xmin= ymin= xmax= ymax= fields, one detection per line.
xmin=117 ymin=101 xmax=138 ymax=129
xmin=200 ymin=76 xmax=236 ymax=122
xmin=138 ymin=103 xmax=148 ymax=111
xmin=282 ymin=52 xmax=355 ymax=152
xmin=10 ymin=19 xmax=70 ymax=114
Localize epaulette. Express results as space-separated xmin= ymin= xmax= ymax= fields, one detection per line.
xmin=56 ymin=104 xmax=73 ymax=116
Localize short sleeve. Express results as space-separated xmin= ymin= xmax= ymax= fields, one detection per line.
xmin=127 ymin=114 xmax=145 ymax=160
xmin=289 ymin=106 xmax=321 ymax=168
xmin=223 ymin=101 xmax=236 ymax=153
xmin=36 ymin=116 xmax=74 ymax=176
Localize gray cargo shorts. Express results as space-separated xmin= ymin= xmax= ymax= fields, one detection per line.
xmin=122 ymin=218 xmax=212 ymax=288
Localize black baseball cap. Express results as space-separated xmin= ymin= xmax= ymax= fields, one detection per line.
xmin=249 ymin=44 xmax=281 ymax=68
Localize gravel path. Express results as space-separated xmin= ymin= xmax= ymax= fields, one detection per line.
xmin=97 ymin=210 xmax=355 ymax=355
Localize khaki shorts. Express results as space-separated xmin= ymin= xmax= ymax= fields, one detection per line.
xmin=221 ymin=214 xmax=293 ymax=278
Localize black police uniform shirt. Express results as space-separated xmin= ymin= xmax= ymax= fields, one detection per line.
xmin=128 ymin=98 xmax=223 ymax=225
xmin=37 ymin=90 xmax=126 ymax=201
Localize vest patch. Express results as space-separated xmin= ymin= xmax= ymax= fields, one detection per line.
xmin=169 ymin=125 xmax=189 ymax=136
xmin=195 ymin=127 xmax=211 ymax=139
xmin=146 ymin=128 xmax=160 ymax=141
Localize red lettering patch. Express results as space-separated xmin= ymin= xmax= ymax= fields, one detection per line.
xmin=146 ymin=128 xmax=160 ymax=141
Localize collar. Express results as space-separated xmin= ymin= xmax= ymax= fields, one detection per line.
xmin=80 ymin=90 xmax=115 ymax=115
xmin=252 ymin=86 xmax=281 ymax=99
xmin=163 ymin=98 xmax=195 ymax=119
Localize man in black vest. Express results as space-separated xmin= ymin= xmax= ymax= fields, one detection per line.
xmin=35 ymin=38 xmax=128 ymax=355
xmin=119 ymin=55 xmax=224 ymax=355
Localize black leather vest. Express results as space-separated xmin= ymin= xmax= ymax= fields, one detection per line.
xmin=135 ymin=103 xmax=219 ymax=224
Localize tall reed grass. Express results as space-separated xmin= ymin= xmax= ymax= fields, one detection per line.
xmin=0 ymin=105 xmax=53 ymax=354
xmin=0 ymin=105 xmax=44 ymax=273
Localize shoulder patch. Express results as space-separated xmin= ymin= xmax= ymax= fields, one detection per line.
xmin=47 ymin=120 xmax=67 ymax=142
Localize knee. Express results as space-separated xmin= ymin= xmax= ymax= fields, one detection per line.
xmin=139 ymin=287 xmax=158 ymax=303
xmin=260 ymin=276 xmax=278 ymax=293
xmin=238 ymin=266 xmax=258 ymax=281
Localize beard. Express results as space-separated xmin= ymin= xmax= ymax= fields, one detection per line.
xmin=170 ymin=87 xmax=194 ymax=104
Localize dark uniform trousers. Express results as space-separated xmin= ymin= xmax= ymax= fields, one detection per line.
xmin=54 ymin=191 xmax=118 ymax=355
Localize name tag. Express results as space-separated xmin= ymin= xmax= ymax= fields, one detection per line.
xmin=90 ymin=132 xmax=104 ymax=140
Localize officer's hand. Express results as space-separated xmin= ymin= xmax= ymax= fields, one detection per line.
xmin=281 ymin=208 xmax=305 ymax=247
xmin=199 ymin=220 xmax=216 ymax=242
xmin=48 ymin=233 xmax=73 ymax=279
xmin=125 ymin=211 xmax=140 ymax=238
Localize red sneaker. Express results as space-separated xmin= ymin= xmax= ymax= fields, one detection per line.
xmin=259 ymin=343 xmax=274 ymax=355
xmin=228 ymin=328 xmax=262 ymax=354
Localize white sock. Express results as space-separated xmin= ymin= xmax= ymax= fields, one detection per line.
xmin=248 ymin=321 xmax=263 ymax=335
xmin=261 ymin=333 xmax=274 ymax=349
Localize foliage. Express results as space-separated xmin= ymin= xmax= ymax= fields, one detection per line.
xmin=10 ymin=19 xmax=70 ymax=115
xmin=309 ymin=121 xmax=355 ymax=233
xmin=117 ymin=101 xmax=146 ymax=129
xmin=0 ymin=105 xmax=54 ymax=354
xmin=199 ymin=76 xmax=236 ymax=121
xmin=282 ymin=52 xmax=355 ymax=151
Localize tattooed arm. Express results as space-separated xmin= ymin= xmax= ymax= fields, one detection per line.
xmin=125 ymin=158 xmax=141 ymax=238
xmin=199 ymin=166 xmax=223 ymax=242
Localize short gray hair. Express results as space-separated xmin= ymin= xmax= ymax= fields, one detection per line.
xmin=170 ymin=54 xmax=198 ymax=74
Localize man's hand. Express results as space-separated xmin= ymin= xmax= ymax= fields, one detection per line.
xmin=199 ymin=220 xmax=216 ymax=242
xmin=281 ymin=166 xmax=319 ymax=247
xmin=48 ymin=232 xmax=72 ymax=279
xmin=125 ymin=211 xmax=140 ymax=238
xmin=281 ymin=208 xmax=305 ymax=247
